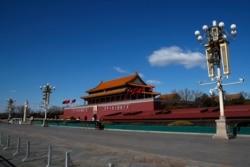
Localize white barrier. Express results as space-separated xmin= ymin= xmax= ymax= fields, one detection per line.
xmin=13 ymin=137 xmax=21 ymax=156
xmin=22 ymin=140 xmax=31 ymax=162
xmin=3 ymin=135 xmax=10 ymax=150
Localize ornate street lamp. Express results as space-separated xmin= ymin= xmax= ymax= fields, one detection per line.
xmin=40 ymin=83 xmax=55 ymax=127
xmin=195 ymin=20 xmax=243 ymax=139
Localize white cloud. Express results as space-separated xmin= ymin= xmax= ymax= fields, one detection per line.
xmin=146 ymin=80 xmax=162 ymax=85
xmin=113 ymin=66 xmax=128 ymax=73
xmin=148 ymin=46 xmax=206 ymax=69
xmin=10 ymin=90 xmax=16 ymax=93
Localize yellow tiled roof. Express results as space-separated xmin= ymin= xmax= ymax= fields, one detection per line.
xmin=82 ymin=88 xmax=127 ymax=99
xmin=226 ymin=93 xmax=243 ymax=100
xmin=82 ymin=88 xmax=160 ymax=99
xmin=144 ymin=92 xmax=161 ymax=95
xmin=87 ymin=72 xmax=141 ymax=93
xmin=158 ymin=93 xmax=180 ymax=99
xmin=128 ymin=83 xmax=153 ymax=88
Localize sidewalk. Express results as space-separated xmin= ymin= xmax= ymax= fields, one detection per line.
xmin=0 ymin=123 xmax=249 ymax=167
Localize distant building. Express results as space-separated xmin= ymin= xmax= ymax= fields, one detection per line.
xmin=211 ymin=93 xmax=244 ymax=104
xmin=158 ymin=93 xmax=181 ymax=102
xmin=226 ymin=93 xmax=244 ymax=101
xmin=81 ymin=72 xmax=159 ymax=105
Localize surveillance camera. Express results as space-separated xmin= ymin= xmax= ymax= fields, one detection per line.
xmin=209 ymin=89 xmax=215 ymax=96
xmin=239 ymin=78 xmax=244 ymax=83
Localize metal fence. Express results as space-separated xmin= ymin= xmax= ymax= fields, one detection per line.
xmin=33 ymin=120 xmax=250 ymax=135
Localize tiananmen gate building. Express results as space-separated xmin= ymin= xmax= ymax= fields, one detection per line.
xmin=63 ymin=72 xmax=163 ymax=121
xmin=63 ymin=72 xmax=250 ymax=122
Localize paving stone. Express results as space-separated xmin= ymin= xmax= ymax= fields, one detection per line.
xmin=0 ymin=124 xmax=248 ymax=167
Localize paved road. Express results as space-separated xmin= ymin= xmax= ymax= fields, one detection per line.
xmin=0 ymin=123 xmax=249 ymax=167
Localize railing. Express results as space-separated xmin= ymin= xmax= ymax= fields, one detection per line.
xmin=33 ymin=120 xmax=96 ymax=128
xmin=33 ymin=120 xmax=250 ymax=135
xmin=105 ymin=124 xmax=216 ymax=134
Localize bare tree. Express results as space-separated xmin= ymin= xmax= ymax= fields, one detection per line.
xmin=47 ymin=106 xmax=63 ymax=119
xmin=192 ymin=90 xmax=203 ymax=101
xmin=193 ymin=93 xmax=217 ymax=107
xmin=177 ymin=88 xmax=202 ymax=102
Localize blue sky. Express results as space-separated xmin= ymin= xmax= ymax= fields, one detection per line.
xmin=0 ymin=0 xmax=249 ymax=111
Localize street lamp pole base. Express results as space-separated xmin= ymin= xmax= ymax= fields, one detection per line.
xmin=213 ymin=116 xmax=234 ymax=139
xmin=42 ymin=120 xmax=49 ymax=127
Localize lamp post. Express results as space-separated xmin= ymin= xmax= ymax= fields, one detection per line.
xmin=195 ymin=20 xmax=239 ymax=139
xmin=23 ymin=100 xmax=28 ymax=123
xmin=7 ymin=98 xmax=15 ymax=122
xmin=40 ymin=83 xmax=55 ymax=127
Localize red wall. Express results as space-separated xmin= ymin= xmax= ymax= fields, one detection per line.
xmin=63 ymin=99 xmax=155 ymax=121
xmin=63 ymin=107 xmax=93 ymax=120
